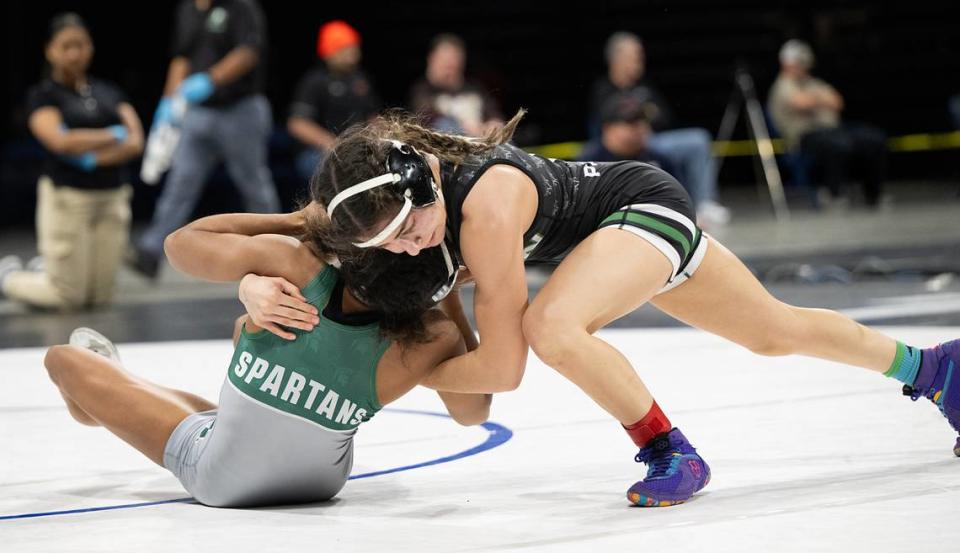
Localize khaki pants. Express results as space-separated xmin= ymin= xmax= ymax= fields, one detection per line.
xmin=3 ymin=177 xmax=131 ymax=310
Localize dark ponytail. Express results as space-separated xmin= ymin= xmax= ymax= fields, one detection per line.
xmin=339 ymin=246 xmax=454 ymax=345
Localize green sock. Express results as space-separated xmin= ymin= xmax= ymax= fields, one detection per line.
xmin=883 ymin=341 xmax=922 ymax=386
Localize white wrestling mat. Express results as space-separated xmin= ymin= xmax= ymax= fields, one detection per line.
xmin=2 ymin=327 xmax=958 ymax=553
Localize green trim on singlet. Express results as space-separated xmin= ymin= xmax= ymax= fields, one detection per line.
xmin=600 ymin=211 xmax=692 ymax=258
xmin=228 ymin=265 xmax=389 ymax=431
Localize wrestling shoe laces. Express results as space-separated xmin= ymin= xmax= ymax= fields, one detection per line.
xmin=635 ymin=432 xmax=683 ymax=479
xmin=627 ymin=427 xmax=710 ymax=507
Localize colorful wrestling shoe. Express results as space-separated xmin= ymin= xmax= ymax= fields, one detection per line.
xmin=627 ymin=427 xmax=710 ymax=507
xmin=69 ymin=327 xmax=121 ymax=364
xmin=905 ymin=340 xmax=960 ymax=456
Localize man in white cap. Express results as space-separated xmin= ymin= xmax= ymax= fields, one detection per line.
xmin=768 ymin=39 xmax=887 ymax=207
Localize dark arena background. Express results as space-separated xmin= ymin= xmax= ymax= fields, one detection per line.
xmin=3 ymin=1 xmax=960 ymax=221
xmin=2 ymin=1 xmax=960 ymax=551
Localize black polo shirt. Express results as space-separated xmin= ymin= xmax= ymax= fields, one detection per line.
xmin=26 ymin=77 xmax=129 ymax=190
xmin=288 ymin=66 xmax=380 ymax=137
xmin=170 ymin=0 xmax=266 ymax=106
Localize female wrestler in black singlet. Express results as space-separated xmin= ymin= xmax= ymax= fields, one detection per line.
xmin=240 ymin=111 xmax=960 ymax=507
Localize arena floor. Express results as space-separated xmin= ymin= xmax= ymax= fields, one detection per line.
xmin=3 ymin=328 xmax=959 ymax=552
xmin=2 ymin=181 xmax=960 ymax=551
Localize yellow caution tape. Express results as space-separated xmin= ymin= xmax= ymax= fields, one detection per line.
xmin=526 ymin=131 xmax=960 ymax=159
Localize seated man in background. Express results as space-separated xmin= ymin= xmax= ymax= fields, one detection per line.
xmin=409 ymin=33 xmax=503 ymax=136
xmin=768 ymin=39 xmax=887 ymax=207
xmin=590 ymin=31 xmax=729 ymax=226
xmin=287 ymin=20 xmax=380 ymax=182
xmin=578 ymin=93 xmax=676 ymax=176
xmin=949 ymin=94 xmax=960 ymax=130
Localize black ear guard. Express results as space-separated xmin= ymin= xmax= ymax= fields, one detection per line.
xmin=386 ymin=142 xmax=437 ymax=208
xmin=326 ymin=140 xmax=440 ymax=248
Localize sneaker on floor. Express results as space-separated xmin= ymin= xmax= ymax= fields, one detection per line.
xmin=26 ymin=255 xmax=45 ymax=273
xmin=696 ymin=200 xmax=731 ymax=228
xmin=124 ymin=246 xmax=160 ymax=280
xmin=817 ymin=188 xmax=851 ymax=212
xmin=906 ymin=339 xmax=960 ymax=456
xmin=0 ymin=255 xmax=24 ymax=292
xmin=69 ymin=327 xmax=121 ymax=364
xmin=627 ymin=427 xmax=710 ymax=507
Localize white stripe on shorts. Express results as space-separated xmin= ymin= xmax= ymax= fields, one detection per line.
xmin=658 ymin=234 xmax=710 ymax=294
xmin=603 ymin=224 xmax=682 ymax=278
xmin=626 ymin=203 xmax=697 ymax=237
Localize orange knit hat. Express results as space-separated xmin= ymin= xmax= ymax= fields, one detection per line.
xmin=317 ymin=20 xmax=361 ymax=59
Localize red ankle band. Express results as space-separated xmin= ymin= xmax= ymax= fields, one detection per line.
xmin=623 ymin=401 xmax=671 ymax=448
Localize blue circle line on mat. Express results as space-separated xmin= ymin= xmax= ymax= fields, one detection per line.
xmin=0 ymin=408 xmax=513 ymax=521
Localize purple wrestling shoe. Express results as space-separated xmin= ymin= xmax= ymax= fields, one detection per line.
xmin=627 ymin=428 xmax=710 ymax=507
xmin=905 ymin=340 xmax=960 ymax=456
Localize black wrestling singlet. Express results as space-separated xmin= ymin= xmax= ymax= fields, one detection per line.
xmin=440 ymin=143 xmax=695 ymax=264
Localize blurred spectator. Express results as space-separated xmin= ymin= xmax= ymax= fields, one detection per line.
xmin=409 ymin=33 xmax=503 ymax=136
xmin=590 ymin=32 xmax=729 ymax=226
xmin=768 ymin=39 xmax=887 ymax=207
xmin=287 ymin=20 xmax=380 ymax=182
xmin=949 ymin=94 xmax=960 ymax=130
xmin=0 ymin=13 xmax=143 ymax=310
xmin=129 ymin=0 xmax=279 ymax=278
xmin=578 ymin=93 xmax=676 ymax=175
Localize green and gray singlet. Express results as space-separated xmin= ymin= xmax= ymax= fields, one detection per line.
xmin=162 ymin=266 xmax=391 ymax=507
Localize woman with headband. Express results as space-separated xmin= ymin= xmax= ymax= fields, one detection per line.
xmin=244 ymin=111 xmax=958 ymax=507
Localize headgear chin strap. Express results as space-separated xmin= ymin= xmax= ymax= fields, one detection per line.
xmin=348 ymin=238 xmax=459 ymax=311
xmin=430 ymin=239 xmax=459 ymax=303
xmin=326 ymin=141 xmax=438 ymax=248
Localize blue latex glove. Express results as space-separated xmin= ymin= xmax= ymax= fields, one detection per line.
xmin=62 ymin=152 xmax=97 ymax=172
xmin=178 ymin=73 xmax=215 ymax=104
xmin=108 ymin=125 xmax=128 ymax=142
xmin=152 ymin=97 xmax=173 ymax=129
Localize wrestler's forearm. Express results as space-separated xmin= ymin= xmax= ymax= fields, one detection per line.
xmin=436 ymin=390 xmax=492 ymax=426
xmin=422 ymin=347 xmax=523 ymax=394
xmin=180 ymin=211 xmax=306 ymax=237
xmin=164 ymin=213 xmax=306 ymax=281
xmin=439 ymin=291 xmax=480 ymax=351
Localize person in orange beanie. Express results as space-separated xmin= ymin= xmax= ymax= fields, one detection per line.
xmin=288 ymin=20 xmax=381 ymax=181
